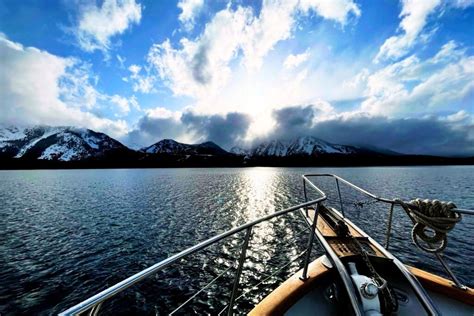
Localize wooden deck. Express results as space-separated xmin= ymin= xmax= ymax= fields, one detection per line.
xmin=248 ymin=256 xmax=331 ymax=316
xmin=305 ymin=207 xmax=385 ymax=258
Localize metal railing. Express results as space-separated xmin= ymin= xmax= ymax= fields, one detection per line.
xmin=60 ymin=174 xmax=474 ymax=315
xmin=302 ymin=174 xmax=474 ymax=291
xmin=60 ymin=191 xmax=327 ymax=315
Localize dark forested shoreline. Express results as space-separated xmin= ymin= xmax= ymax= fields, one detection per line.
xmin=1 ymin=154 xmax=473 ymax=170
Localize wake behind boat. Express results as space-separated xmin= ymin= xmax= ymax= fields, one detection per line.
xmin=60 ymin=174 xmax=473 ymax=315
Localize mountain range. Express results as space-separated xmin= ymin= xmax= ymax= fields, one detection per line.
xmin=141 ymin=139 xmax=230 ymax=156
xmin=230 ymin=136 xmax=367 ymax=157
xmin=0 ymin=125 xmax=472 ymax=168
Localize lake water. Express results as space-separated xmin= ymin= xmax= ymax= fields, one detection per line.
xmin=1 ymin=166 xmax=473 ymax=315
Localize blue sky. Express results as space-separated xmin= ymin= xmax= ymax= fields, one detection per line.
xmin=0 ymin=0 xmax=473 ymax=155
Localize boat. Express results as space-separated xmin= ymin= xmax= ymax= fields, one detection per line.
xmin=59 ymin=174 xmax=474 ymax=315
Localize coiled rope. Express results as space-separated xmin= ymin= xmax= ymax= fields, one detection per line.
xmin=395 ymin=198 xmax=461 ymax=253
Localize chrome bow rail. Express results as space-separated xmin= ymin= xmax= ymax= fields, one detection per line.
xmin=60 ymin=184 xmax=328 ymax=316
xmin=60 ymin=174 xmax=473 ymax=315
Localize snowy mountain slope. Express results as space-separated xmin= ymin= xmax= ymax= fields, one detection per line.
xmin=0 ymin=126 xmax=130 ymax=161
xmin=286 ymin=136 xmax=358 ymax=155
xmin=141 ymin=139 xmax=230 ymax=156
xmin=232 ymin=136 xmax=363 ymax=157
xmin=229 ymin=146 xmax=248 ymax=156
xmin=142 ymin=139 xmax=190 ymax=154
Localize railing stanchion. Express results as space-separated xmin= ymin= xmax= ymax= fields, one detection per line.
xmin=227 ymin=227 xmax=252 ymax=316
xmin=303 ymin=178 xmax=308 ymax=202
xmin=300 ymin=202 xmax=319 ymax=281
xmin=90 ymin=302 xmax=102 ymax=316
xmin=335 ymin=179 xmax=345 ymax=217
xmin=303 ymin=179 xmax=309 ymax=216
xmin=385 ymin=203 xmax=394 ymax=249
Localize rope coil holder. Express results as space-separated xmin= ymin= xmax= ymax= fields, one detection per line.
xmin=395 ymin=198 xmax=462 ymax=253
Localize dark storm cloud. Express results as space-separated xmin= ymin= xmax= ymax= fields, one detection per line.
xmin=266 ymin=105 xmax=474 ymax=157
xmin=310 ymin=116 xmax=474 ymax=156
xmin=123 ymin=111 xmax=251 ymax=150
xmin=124 ymin=115 xmax=184 ymax=149
xmin=271 ymin=105 xmax=317 ymax=139
xmin=182 ymin=112 xmax=251 ymax=148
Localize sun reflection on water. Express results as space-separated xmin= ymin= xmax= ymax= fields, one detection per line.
xmin=228 ymin=167 xmax=305 ymax=295
xmin=239 ymin=167 xmax=279 ymax=222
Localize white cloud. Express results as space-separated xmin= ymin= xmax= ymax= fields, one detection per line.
xmin=147 ymin=7 xmax=253 ymax=98
xmin=129 ymin=64 xmax=141 ymax=76
xmin=430 ymin=40 xmax=466 ymax=64
xmin=343 ymin=68 xmax=369 ymax=90
xmin=74 ymin=0 xmax=142 ymax=53
xmin=240 ymin=0 xmax=359 ymax=71
xmin=0 ymin=34 xmax=129 ymax=138
xmin=375 ymin=0 xmax=441 ymax=62
xmin=445 ymin=110 xmax=469 ymax=122
xmin=146 ymin=0 xmax=360 ymax=98
xmin=362 ymin=42 xmax=474 ymax=116
xmin=178 ymin=0 xmax=204 ymax=31
xmin=127 ymin=64 xmax=156 ymax=93
xmin=109 ymin=94 xmax=140 ymax=114
xmin=298 ymin=0 xmax=361 ymax=25
xmin=58 ymin=61 xmax=100 ymax=110
xmin=284 ymin=50 xmax=310 ymax=69
xmin=146 ymin=107 xmax=181 ymax=120
xmin=451 ymin=0 xmax=474 ymax=8
xmin=116 ymin=54 xmax=126 ymax=68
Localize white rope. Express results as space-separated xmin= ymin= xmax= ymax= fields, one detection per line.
xmin=396 ymin=198 xmax=462 ymax=253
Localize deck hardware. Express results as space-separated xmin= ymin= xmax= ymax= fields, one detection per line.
xmin=361 ymin=282 xmax=379 ymax=299
xmin=321 ymin=255 xmax=333 ymax=269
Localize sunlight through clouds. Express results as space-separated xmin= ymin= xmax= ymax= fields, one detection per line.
xmin=1 ymin=0 xmax=473 ymax=155
xmin=145 ymin=0 xmax=361 ymax=100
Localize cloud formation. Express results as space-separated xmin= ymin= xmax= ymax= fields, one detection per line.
xmin=284 ymin=50 xmax=310 ymax=69
xmin=125 ymin=110 xmax=251 ymax=149
xmin=363 ymin=41 xmax=474 ymax=116
xmin=181 ymin=111 xmax=251 ymax=147
xmin=178 ymin=0 xmax=204 ymax=31
xmin=126 ymin=64 xmax=156 ymax=93
xmin=2 ymin=0 xmax=472 ymax=157
xmin=73 ymin=0 xmax=142 ymax=53
xmin=145 ymin=0 xmax=360 ymax=99
xmin=263 ymin=105 xmax=474 ymax=156
xmin=123 ymin=102 xmax=473 ymax=156
xmin=0 ymin=34 xmax=130 ymax=138
xmin=375 ymin=0 xmax=441 ymax=62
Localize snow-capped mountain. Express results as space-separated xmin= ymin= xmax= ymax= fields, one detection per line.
xmin=0 ymin=126 xmax=130 ymax=161
xmin=142 ymin=139 xmax=190 ymax=154
xmin=232 ymin=136 xmax=363 ymax=157
xmin=229 ymin=146 xmax=248 ymax=156
xmin=141 ymin=139 xmax=229 ymax=156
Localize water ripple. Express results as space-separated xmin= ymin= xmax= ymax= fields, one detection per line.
xmin=0 ymin=166 xmax=472 ymax=315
